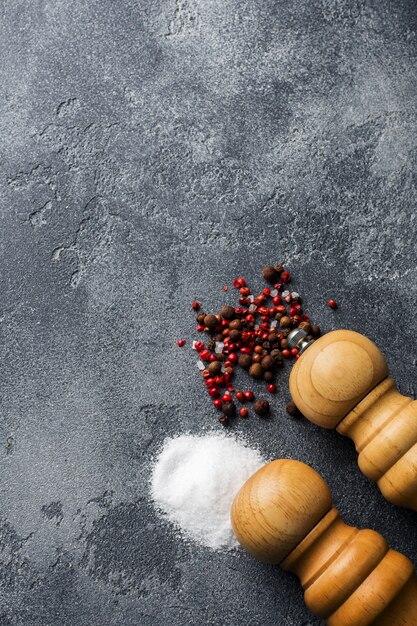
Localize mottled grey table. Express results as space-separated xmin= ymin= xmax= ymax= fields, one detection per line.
xmin=1 ymin=1 xmax=417 ymax=624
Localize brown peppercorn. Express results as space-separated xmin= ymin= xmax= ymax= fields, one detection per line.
xmin=263 ymin=371 xmax=274 ymax=383
xmin=229 ymin=319 xmax=242 ymax=331
xmin=268 ymin=333 xmax=279 ymax=344
xmin=249 ymin=363 xmax=264 ymax=379
xmin=204 ymin=314 xmax=218 ymax=331
xmin=280 ymin=338 xmax=288 ymax=349
xmin=196 ymin=313 xmax=206 ymax=324
xmin=252 ymin=354 xmax=262 ymax=364
xmin=274 ymin=263 xmax=284 ymax=274
xmin=254 ymin=399 xmax=270 ymax=417
xmin=286 ymin=400 xmax=301 ymax=417
xmin=220 ymin=305 xmax=236 ymax=320
xmin=222 ymin=402 xmax=236 ymax=417
xmin=280 ymin=316 xmax=291 ymax=328
xmin=229 ymin=329 xmax=241 ymax=342
xmin=254 ymin=345 xmax=263 ymax=355
xmin=275 ymin=312 xmax=283 ymax=321
xmin=218 ymin=414 xmax=229 ymax=426
xmin=217 ymin=353 xmax=225 ymax=362
xmin=261 ymin=355 xmax=275 ymax=370
xmin=298 ymin=321 xmax=312 ymax=334
xmin=262 ymin=265 xmax=279 ymax=283
xmin=238 ymin=354 xmax=253 ymax=369
xmin=311 ymin=325 xmax=321 ymax=337
xmin=208 ymin=361 xmax=222 ymax=375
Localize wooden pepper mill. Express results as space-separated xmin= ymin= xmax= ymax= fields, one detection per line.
xmin=287 ymin=329 xmax=417 ymax=511
xmin=231 ymin=459 xmax=417 ymax=625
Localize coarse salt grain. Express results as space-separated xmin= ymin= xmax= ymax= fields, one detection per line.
xmin=150 ymin=433 xmax=265 ymax=549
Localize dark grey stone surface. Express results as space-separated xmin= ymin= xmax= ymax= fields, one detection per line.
xmin=1 ymin=0 xmax=416 ymax=624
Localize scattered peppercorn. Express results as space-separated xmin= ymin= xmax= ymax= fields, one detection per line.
xmin=177 ymin=339 xmax=186 ymax=347
xmin=286 ymin=400 xmax=301 ymax=417
xmin=327 ymin=299 xmax=337 ymax=309
xmin=254 ymin=399 xmax=270 ymax=417
xmin=191 ymin=263 xmax=324 ymax=424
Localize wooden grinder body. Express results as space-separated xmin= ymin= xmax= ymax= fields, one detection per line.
xmin=289 ymin=330 xmax=417 ymax=511
xmin=231 ymin=460 xmax=417 ymax=625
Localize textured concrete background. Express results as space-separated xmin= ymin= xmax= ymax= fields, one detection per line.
xmin=1 ymin=0 xmax=417 ymax=624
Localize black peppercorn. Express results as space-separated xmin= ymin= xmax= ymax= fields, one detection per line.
xmin=204 ymin=314 xmax=218 ymax=331
xmin=286 ymin=400 xmax=301 ymax=417
xmin=249 ymin=363 xmax=264 ymax=379
xmin=220 ymin=305 xmax=236 ymax=320
xmin=222 ymin=402 xmax=236 ymax=417
xmin=218 ymin=414 xmax=229 ymax=426
xmin=262 ymin=265 xmax=279 ymax=283
xmin=238 ymin=354 xmax=252 ymax=369
xmin=208 ymin=361 xmax=222 ymax=375
xmin=254 ymin=399 xmax=270 ymax=417
xmin=261 ymin=355 xmax=275 ymax=370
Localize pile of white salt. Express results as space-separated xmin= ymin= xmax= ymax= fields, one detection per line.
xmin=150 ymin=433 xmax=265 ymax=549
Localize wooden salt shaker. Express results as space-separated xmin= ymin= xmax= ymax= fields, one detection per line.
xmin=288 ymin=329 xmax=417 ymax=511
xmin=231 ymin=459 xmax=417 ymax=625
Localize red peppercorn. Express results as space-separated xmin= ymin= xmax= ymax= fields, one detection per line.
xmin=209 ymin=354 xmax=218 ymax=362
xmin=244 ymin=390 xmax=255 ymax=402
xmin=236 ymin=391 xmax=246 ymax=403
xmin=291 ymin=347 xmax=298 ymax=356
xmin=263 ymin=287 xmax=271 ymax=296
xmin=228 ymin=353 xmax=238 ymax=364
xmin=226 ymin=383 xmax=234 ymax=392
xmin=223 ymin=285 xmax=228 ymax=291
xmin=245 ymin=314 xmax=255 ymax=325
xmin=240 ymin=287 xmax=250 ymax=296
xmin=197 ymin=324 xmax=204 ymax=332
xmin=191 ymin=301 xmax=201 ymax=311
xmin=239 ymin=407 xmax=249 ymax=418
xmin=205 ymin=378 xmax=215 ymax=387
xmin=194 ymin=341 xmax=204 ymax=352
xmin=273 ymin=295 xmax=282 ymax=305
xmin=213 ymin=399 xmax=223 ymax=410
xmin=240 ymin=346 xmax=252 ymax=355
xmin=274 ymin=282 xmax=283 ymax=291
xmin=200 ymin=349 xmax=211 ymax=361
xmin=209 ymin=387 xmax=220 ymax=398
xmin=267 ymin=383 xmax=277 ymax=394
xmin=233 ymin=277 xmax=246 ymax=288
xmin=223 ymin=373 xmax=231 ymax=384
xmin=327 ymin=298 xmax=337 ymax=309
xmin=214 ymin=375 xmax=225 ymax=387
xmin=281 ymin=271 xmax=291 ymax=283
xmin=177 ymin=339 xmax=186 ymax=347
xmin=221 ymin=319 xmax=229 ymax=327
xmin=282 ymin=349 xmax=291 ymax=358
xmin=222 ymin=393 xmax=232 ymax=403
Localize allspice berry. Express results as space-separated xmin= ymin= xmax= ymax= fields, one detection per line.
xmin=196 ymin=313 xmax=206 ymax=324
xmin=252 ymin=354 xmax=263 ymax=364
xmin=261 ymin=355 xmax=275 ymax=371
xmin=262 ymin=265 xmax=278 ymax=283
xmin=238 ymin=354 xmax=252 ymax=369
xmin=204 ymin=314 xmax=218 ymax=331
xmin=222 ymin=402 xmax=236 ymax=417
xmin=280 ymin=316 xmax=291 ymax=328
xmin=254 ymin=399 xmax=270 ymax=417
xmin=268 ymin=333 xmax=279 ymax=344
xmin=280 ymin=338 xmax=288 ymax=349
xmin=249 ymin=363 xmax=264 ymax=379
xmin=286 ymin=400 xmax=301 ymax=417
xmin=311 ymin=325 xmax=321 ymax=336
xmin=274 ymin=263 xmax=284 ymax=274
xmin=229 ymin=319 xmax=242 ymax=331
xmin=229 ymin=329 xmax=241 ymax=341
xmin=220 ymin=305 xmax=235 ymax=320
xmin=263 ymin=371 xmax=274 ymax=383
xmin=208 ymin=361 xmax=222 ymax=375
